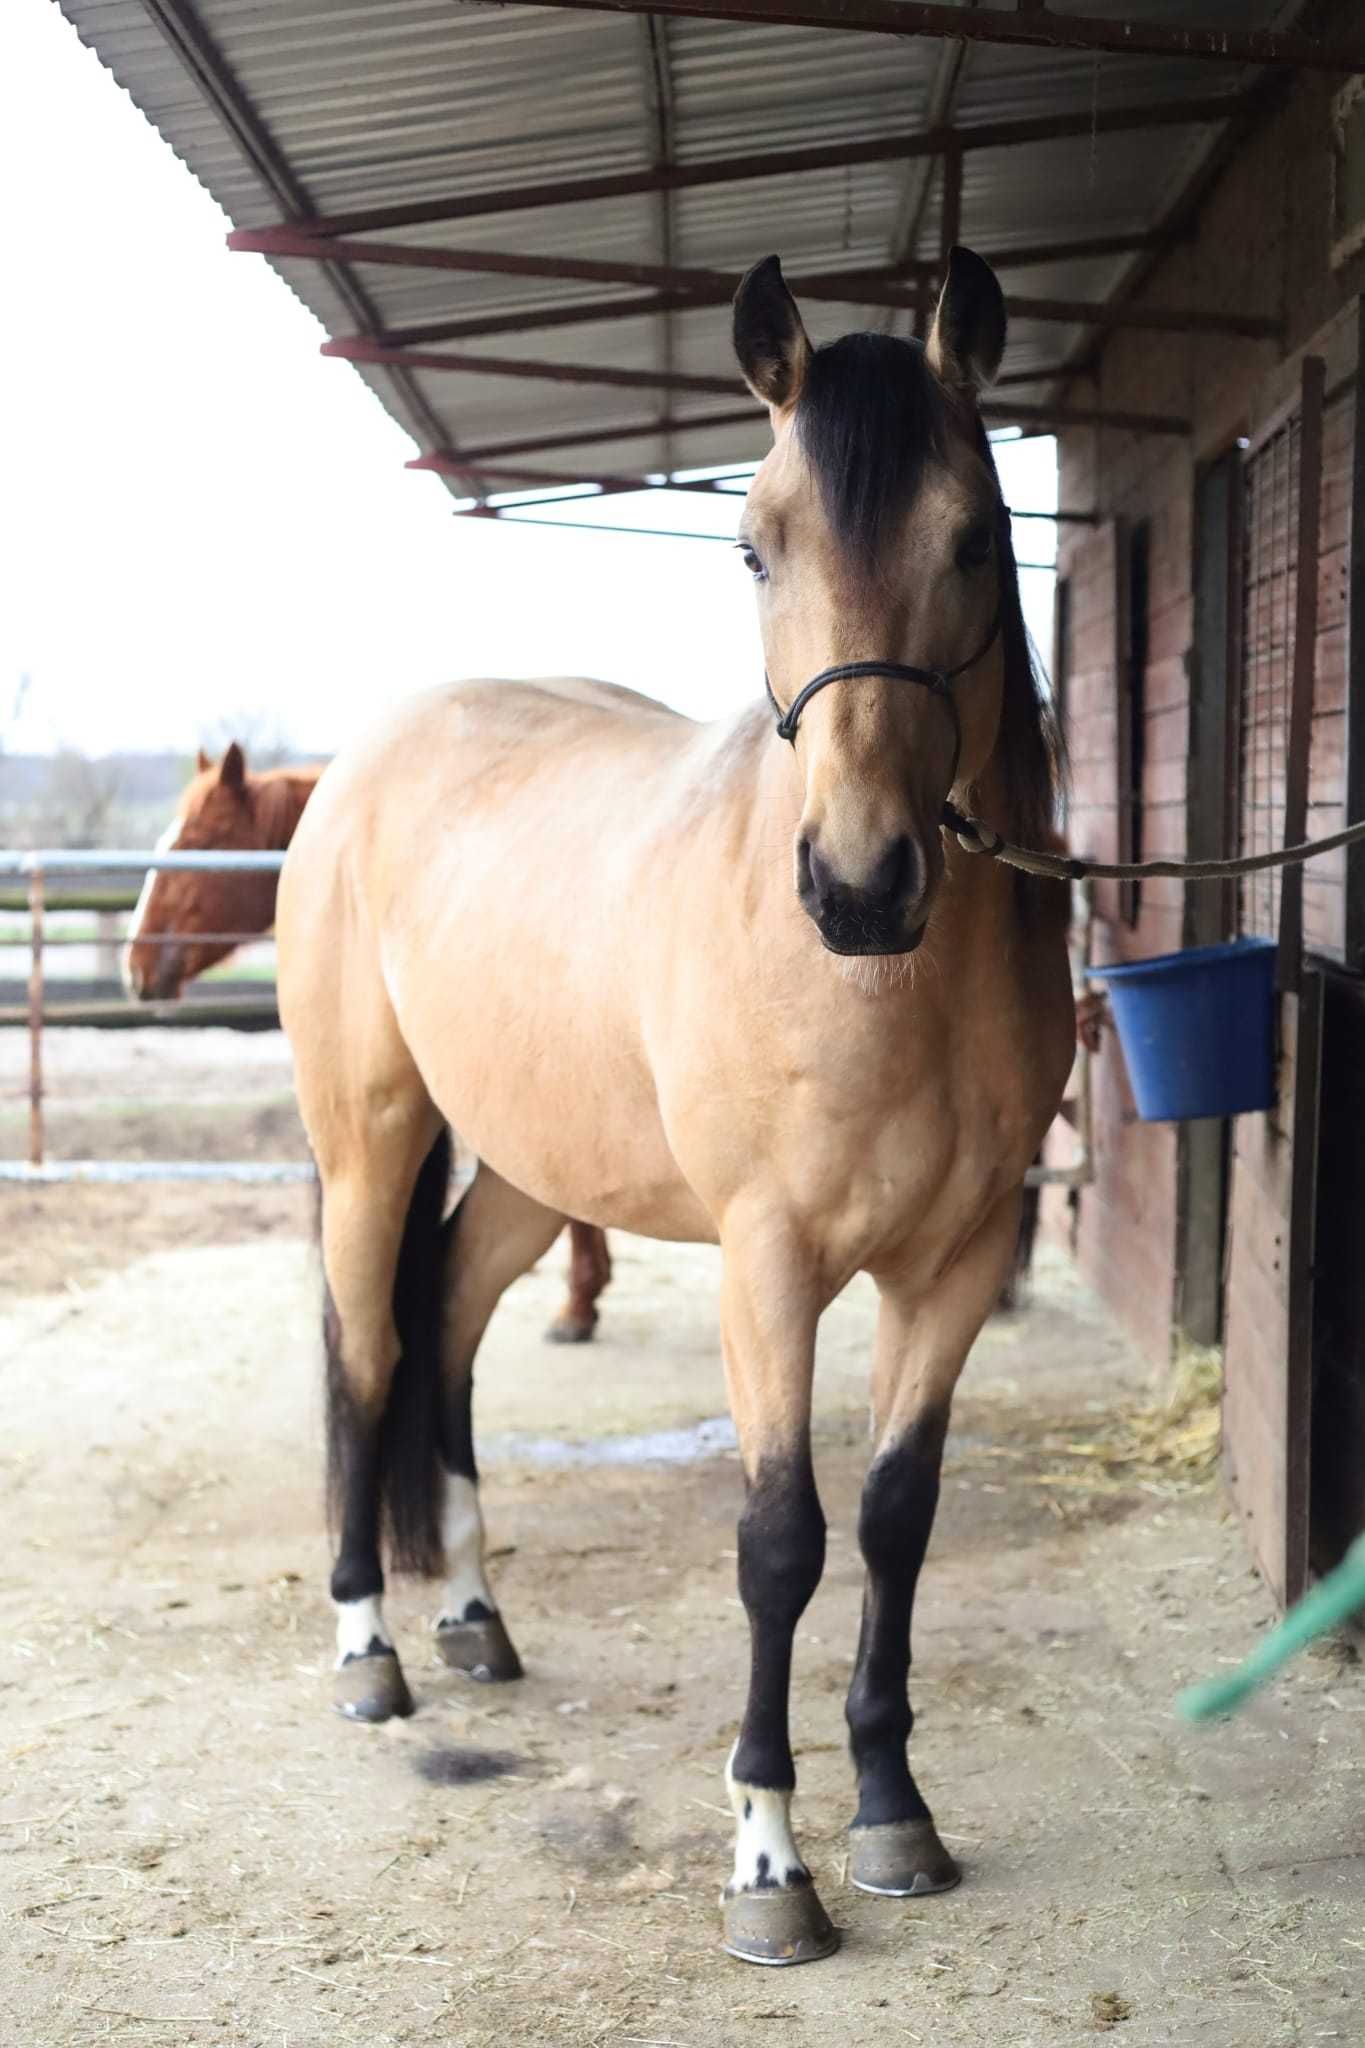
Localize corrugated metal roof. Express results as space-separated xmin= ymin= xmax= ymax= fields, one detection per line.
xmin=56 ymin=0 xmax=1288 ymax=491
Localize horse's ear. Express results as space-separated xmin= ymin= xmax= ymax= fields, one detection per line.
xmin=926 ymin=246 xmax=1006 ymax=394
xmin=219 ymin=741 xmax=247 ymax=792
xmin=196 ymin=748 xmax=211 ymax=773
xmin=733 ymin=256 xmax=811 ymax=412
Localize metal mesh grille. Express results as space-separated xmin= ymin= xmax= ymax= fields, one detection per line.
xmin=1239 ymin=413 xmax=1301 ymax=939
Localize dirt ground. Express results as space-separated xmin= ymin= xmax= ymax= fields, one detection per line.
xmin=3 ymin=1029 xmax=1365 ymax=2047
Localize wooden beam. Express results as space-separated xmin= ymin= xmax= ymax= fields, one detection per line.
xmin=251 ymin=93 xmax=1256 ymax=241
xmin=415 ymin=411 xmax=759 ymax=465
xmin=261 ymin=235 xmax=1279 ymax=338
xmin=318 ymin=272 xmax=1276 ymax=394
xmin=998 ymin=402 xmax=1190 ymax=435
xmin=449 ymin=0 xmax=1365 ymax=72
xmin=411 ymin=392 xmax=1188 ymax=473
xmin=384 ymin=291 xmax=696 ymax=348
xmin=359 ymin=237 xmax=1167 ymax=351
xmin=439 ymin=458 xmax=1102 ymax=522
xmin=328 ymin=339 xmax=741 ymax=395
xmin=1279 ymin=356 xmax=1325 ymax=993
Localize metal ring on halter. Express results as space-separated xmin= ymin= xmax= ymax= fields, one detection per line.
xmin=763 ymin=603 xmax=1003 ymax=749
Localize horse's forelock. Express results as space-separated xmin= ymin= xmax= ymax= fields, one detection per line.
xmin=793 ymin=332 xmax=948 ymax=564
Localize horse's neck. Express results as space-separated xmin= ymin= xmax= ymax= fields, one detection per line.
xmin=251 ymin=768 xmax=321 ymax=850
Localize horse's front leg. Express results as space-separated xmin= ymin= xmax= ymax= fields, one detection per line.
xmin=847 ymin=1191 xmax=1023 ymax=1896
xmin=718 ymin=1221 xmax=839 ymax=1966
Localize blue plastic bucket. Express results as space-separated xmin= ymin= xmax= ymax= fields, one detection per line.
xmin=1087 ymin=937 xmax=1277 ymax=1122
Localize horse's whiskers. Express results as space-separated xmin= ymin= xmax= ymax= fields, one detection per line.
xmin=834 ymin=951 xmax=915 ymax=998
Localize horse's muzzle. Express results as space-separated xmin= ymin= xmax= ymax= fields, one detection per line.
xmin=797 ymin=833 xmax=930 ymax=956
xmin=123 ymin=945 xmax=184 ymax=1002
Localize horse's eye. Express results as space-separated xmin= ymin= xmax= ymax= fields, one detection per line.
xmin=735 ymin=541 xmax=767 ymax=582
xmin=958 ymin=523 xmax=994 ymax=570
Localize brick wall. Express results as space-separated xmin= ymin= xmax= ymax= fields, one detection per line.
xmin=1046 ymin=49 xmax=1365 ymax=1368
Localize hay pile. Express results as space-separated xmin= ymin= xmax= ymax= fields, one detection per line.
xmin=1033 ymin=1343 xmax=1223 ymax=1500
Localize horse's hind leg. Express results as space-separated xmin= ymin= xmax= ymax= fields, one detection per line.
xmin=845 ymin=1191 xmax=1022 ymax=1895
xmin=546 ymin=1223 xmax=612 ymax=1344
xmin=317 ymin=1094 xmax=446 ymax=1723
xmin=433 ymin=1165 xmax=568 ymax=1679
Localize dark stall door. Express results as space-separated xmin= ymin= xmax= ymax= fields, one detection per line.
xmin=1311 ymin=971 xmax=1365 ymax=1573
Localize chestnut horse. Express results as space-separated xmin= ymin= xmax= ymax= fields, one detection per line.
xmin=124 ymin=744 xmax=613 ymax=1343
xmin=277 ymin=250 xmax=1073 ymax=1966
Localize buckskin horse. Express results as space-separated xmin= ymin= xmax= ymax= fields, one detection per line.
xmin=276 ymin=248 xmax=1074 ymax=1965
xmin=123 ymin=744 xmax=613 ymax=1343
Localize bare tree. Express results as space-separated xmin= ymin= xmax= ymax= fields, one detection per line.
xmin=34 ymin=748 xmax=125 ymax=849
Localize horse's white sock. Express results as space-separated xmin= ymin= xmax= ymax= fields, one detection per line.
xmin=334 ymin=1594 xmax=392 ymax=1666
xmin=725 ymin=1747 xmax=810 ymax=1895
xmin=436 ymin=1473 xmax=496 ymax=1625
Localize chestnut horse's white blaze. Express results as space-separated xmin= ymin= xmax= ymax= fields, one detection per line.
xmin=277 ymin=249 xmax=1074 ymax=1966
xmin=122 ymin=818 xmax=181 ymax=993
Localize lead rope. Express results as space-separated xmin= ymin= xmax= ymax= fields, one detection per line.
xmin=940 ymin=802 xmax=1365 ymax=885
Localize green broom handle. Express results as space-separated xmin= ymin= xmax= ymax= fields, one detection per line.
xmin=1177 ymin=1533 xmax=1365 ymax=1722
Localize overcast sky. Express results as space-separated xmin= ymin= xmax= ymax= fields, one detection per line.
xmin=1 ymin=0 xmax=1056 ymax=760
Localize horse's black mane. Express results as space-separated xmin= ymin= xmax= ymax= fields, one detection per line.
xmin=794 ymin=329 xmax=1063 ymax=859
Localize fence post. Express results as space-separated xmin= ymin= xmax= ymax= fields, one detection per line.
xmin=95 ymin=908 xmax=121 ymax=986
xmin=28 ymin=864 xmax=44 ymax=1168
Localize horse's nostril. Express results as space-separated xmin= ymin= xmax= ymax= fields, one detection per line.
xmin=797 ymin=833 xmax=829 ymax=909
xmin=866 ymin=834 xmax=917 ymax=911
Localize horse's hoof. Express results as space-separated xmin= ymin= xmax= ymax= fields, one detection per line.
xmin=721 ymin=1884 xmax=840 ymax=1966
xmin=848 ymin=1818 xmax=961 ymax=1897
xmin=333 ymin=1648 xmax=413 ymax=1724
xmin=434 ymin=1610 xmax=523 ymax=1682
xmin=544 ymin=1314 xmax=596 ymax=1344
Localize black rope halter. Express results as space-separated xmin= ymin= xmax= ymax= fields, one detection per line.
xmin=764 ymin=602 xmax=1003 ymax=748
xmin=763 ymin=601 xmax=1004 ymax=846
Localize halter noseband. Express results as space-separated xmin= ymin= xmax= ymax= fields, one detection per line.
xmin=764 ymin=602 xmax=1003 ymax=748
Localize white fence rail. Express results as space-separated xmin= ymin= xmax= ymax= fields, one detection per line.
xmin=3 ymin=847 xmax=298 ymax=1182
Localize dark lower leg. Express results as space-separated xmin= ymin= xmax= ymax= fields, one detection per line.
xmin=727 ymin=1450 xmax=826 ymax=1894
xmin=327 ymin=1367 xmax=413 ymax=1718
xmin=846 ymin=1409 xmax=949 ymax=1830
xmin=324 ymin=1284 xmax=391 ymax=1660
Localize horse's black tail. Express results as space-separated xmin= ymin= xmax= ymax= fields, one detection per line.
xmin=323 ymin=1128 xmax=452 ymax=1580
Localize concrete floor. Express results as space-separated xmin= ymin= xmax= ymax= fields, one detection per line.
xmin=2 ymin=1209 xmax=1363 ymax=2047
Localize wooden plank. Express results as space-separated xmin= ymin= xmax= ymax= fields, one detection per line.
xmin=1222 ymin=985 xmax=1322 ymax=1609
xmin=1279 ymin=358 xmax=1325 ymax=992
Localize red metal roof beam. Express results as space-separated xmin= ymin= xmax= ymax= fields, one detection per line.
xmin=458 ymin=0 xmax=1365 ymax=72
xmin=362 ymin=235 xmax=1168 ymax=352
xmin=230 ymin=91 xmax=1260 ymax=242
xmin=235 ymin=233 xmax=1280 ymax=341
